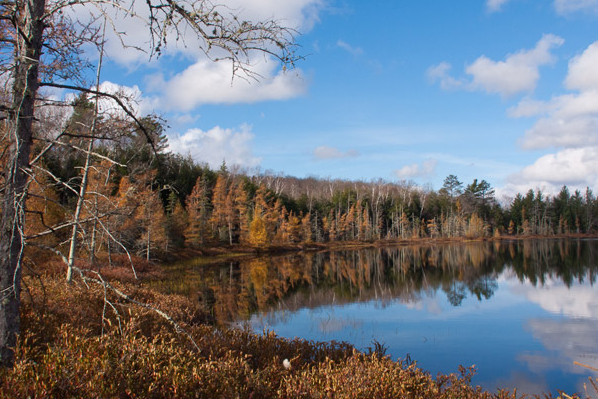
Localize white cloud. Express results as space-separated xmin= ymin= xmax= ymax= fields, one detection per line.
xmin=466 ymin=34 xmax=564 ymax=97
xmin=489 ymin=0 xmax=598 ymax=15
xmin=523 ymin=318 xmax=598 ymax=375
xmin=217 ymin=0 xmax=324 ymax=31
xmin=504 ymin=276 xmax=598 ymax=377
xmin=565 ymin=42 xmax=598 ymax=92
xmin=394 ymin=159 xmax=437 ymax=179
xmin=503 ymin=147 xmax=598 ymax=196
xmin=94 ymin=81 xmax=158 ymax=117
xmin=520 ymin=282 xmax=598 ymax=319
xmin=429 ymin=35 xmax=564 ymax=97
xmin=151 ymin=58 xmax=307 ymax=111
xmin=426 ymin=62 xmax=464 ymax=90
xmin=554 ymin=0 xmax=598 ymax=14
xmin=313 ymin=146 xmax=359 ymax=160
xmin=70 ymin=0 xmax=323 ymax=67
xmin=504 ymin=40 xmax=598 ymax=195
xmin=167 ymin=124 xmax=261 ymax=169
xmin=336 ymin=40 xmax=363 ymax=56
xmin=518 ymin=103 xmax=598 ymax=150
xmin=486 ymin=0 xmax=515 ymax=12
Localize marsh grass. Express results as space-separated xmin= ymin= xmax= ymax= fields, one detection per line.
xmin=0 ymin=265 xmax=582 ymax=398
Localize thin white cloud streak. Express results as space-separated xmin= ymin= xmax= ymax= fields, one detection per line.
xmin=554 ymin=0 xmax=598 ymax=14
xmin=486 ymin=0 xmax=515 ymax=12
xmin=428 ymin=34 xmax=564 ymax=97
xmin=336 ymin=40 xmax=363 ymax=56
xmin=487 ymin=0 xmax=598 ymax=15
xmin=488 ymin=0 xmax=598 ymax=15
xmin=313 ymin=146 xmax=359 ymax=160
xmin=167 ymin=124 xmax=261 ymax=169
xmin=426 ymin=62 xmax=463 ymax=90
xmin=394 ymin=159 xmax=437 ymax=179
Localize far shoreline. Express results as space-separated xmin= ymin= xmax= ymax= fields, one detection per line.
xmin=160 ymin=233 xmax=598 ymax=266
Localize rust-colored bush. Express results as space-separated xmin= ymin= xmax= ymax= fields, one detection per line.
xmin=0 ymin=273 xmax=575 ymax=398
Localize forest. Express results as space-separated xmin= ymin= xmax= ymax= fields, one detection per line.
xmin=25 ymin=95 xmax=598 ymax=265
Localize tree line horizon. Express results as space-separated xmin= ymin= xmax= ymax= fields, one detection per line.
xmin=27 ymin=96 xmax=598 ymax=263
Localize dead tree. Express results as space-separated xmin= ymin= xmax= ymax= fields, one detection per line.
xmin=0 ymin=0 xmax=300 ymax=367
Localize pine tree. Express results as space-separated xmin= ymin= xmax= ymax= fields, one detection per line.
xmin=233 ymin=180 xmax=251 ymax=244
xmin=135 ymin=175 xmax=168 ymax=260
xmin=210 ymin=173 xmax=231 ymax=243
xmin=185 ymin=176 xmax=211 ymax=248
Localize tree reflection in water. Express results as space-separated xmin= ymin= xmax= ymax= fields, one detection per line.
xmin=156 ymin=239 xmax=598 ymax=325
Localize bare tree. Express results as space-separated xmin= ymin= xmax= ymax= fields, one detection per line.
xmin=0 ymin=0 xmax=300 ymax=367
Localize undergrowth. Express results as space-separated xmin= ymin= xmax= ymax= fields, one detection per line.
xmin=0 ymin=264 xmax=584 ymax=398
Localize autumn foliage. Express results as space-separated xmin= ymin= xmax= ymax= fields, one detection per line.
xmin=0 ymin=270 xmax=529 ymax=399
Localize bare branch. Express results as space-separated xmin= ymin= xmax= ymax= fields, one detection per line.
xmin=39 ymin=81 xmax=158 ymax=153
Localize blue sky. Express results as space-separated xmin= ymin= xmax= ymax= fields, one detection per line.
xmin=93 ymin=0 xmax=598 ymax=199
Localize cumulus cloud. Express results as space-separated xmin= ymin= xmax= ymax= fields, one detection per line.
xmin=167 ymin=124 xmax=261 ymax=169
xmin=73 ymin=0 xmax=323 ymax=66
xmin=149 ymin=58 xmax=306 ymax=111
xmin=508 ymin=42 xmax=598 ymax=150
xmin=63 ymin=0 xmax=320 ymax=115
xmin=565 ymin=42 xmax=598 ymax=92
xmin=554 ymin=0 xmax=598 ymax=14
xmin=218 ymin=0 xmax=324 ymax=31
xmin=428 ymin=35 xmax=564 ymax=97
xmin=467 ymin=34 xmax=564 ymax=97
xmin=394 ymin=159 xmax=437 ymax=179
xmin=337 ymin=40 xmax=363 ymax=56
xmin=312 ymin=146 xmax=359 ymax=160
xmin=503 ymin=148 xmax=598 ymax=195
xmin=504 ymin=40 xmax=598 ymax=195
xmin=486 ymin=0 xmax=516 ymax=12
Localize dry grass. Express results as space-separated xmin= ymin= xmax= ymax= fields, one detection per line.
xmin=0 ymin=265 xmax=584 ymax=399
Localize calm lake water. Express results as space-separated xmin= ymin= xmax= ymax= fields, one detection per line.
xmin=160 ymin=239 xmax=598 ymax=397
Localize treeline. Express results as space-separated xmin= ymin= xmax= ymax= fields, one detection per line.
xmin=22 ymin=97 xmax=598 ymax=262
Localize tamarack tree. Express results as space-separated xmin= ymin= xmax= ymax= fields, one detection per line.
xmin=0 ymin=0 xmax=300 ymax=367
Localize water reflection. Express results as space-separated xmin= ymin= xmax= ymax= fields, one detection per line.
xmin=159 ymin=239 xmax=598 ymax=396
xmin=160 ymin=240 xmax=597 ymax=321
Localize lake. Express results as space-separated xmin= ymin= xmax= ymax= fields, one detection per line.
xmin=159 ymin=239 xmax=598 ymax=397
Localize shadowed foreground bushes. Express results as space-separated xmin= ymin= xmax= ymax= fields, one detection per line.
xmin=0 ymin=272 xmax=575 ymax=398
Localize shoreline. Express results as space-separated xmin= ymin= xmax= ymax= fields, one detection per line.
xmin=161 ymin=233 xmax=598 ymax=266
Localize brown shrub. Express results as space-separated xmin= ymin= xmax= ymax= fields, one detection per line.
xmin=1 ymin=273 xmax=556 ymax=398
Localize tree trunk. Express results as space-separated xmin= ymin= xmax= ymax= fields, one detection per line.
xmin=67 ymin=139 xmax=93 ymax=282
xmin=146 ymin=224 xmax=151 ymax=261
xmin=67 ymin=20 xmax=105 ymax=282
xmin=0 ymin=0 xmax=46 ymax=368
